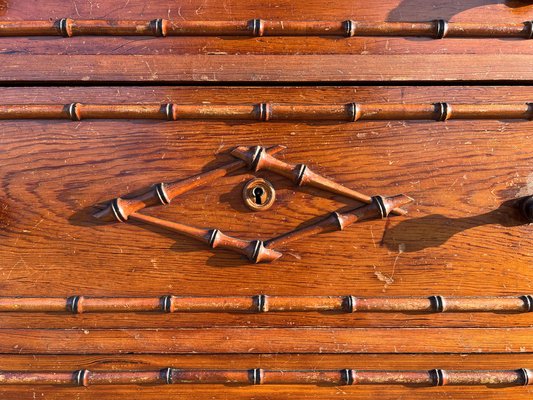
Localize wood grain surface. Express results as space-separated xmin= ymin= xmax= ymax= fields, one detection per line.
xmin=1 ymin=1 xmax=533 ymax=398
xmin=1 ymin=85 xmax=531 ymax=331
xmin=0 ymin=1 xmax=531 ymax=82
xmin=0 ymin=0 xmax=532 ymax=56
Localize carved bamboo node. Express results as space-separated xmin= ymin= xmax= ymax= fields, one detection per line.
xmin=164 ymin=103 xmax=174 ymax=120
xmin=347 ymin=103 xmax=361 ymax=122
xmin=343 ymin=295 xmax=358 ymax=313
xmin=521 ymin=368 xmax=533 ymax=386
xmin=429 ymin=295 xmax=447 ymax=313
xmin=110 ymin=198 xmax=127 ymax=222
xmin=435 ymin=102 xmax=452 ymax=121
xmin=257 ymin=103 xmax=272 ymax=121
xmin=253 ymin=294 xmax=269 ymax=312
xmin=74 ymin=369 xmax=89 ymax=387
xmin=151 ymin=18 xmax=168 ymax=37
xmin=249 ymin=19 xmax=265 ymax=36
xmin=342 ymin=20 xmax=356 ymax=37
xmin=67 ymin=103 xmax=81 ymax=121
xmin=526 ymin=21 xmax=533 ymax=40
xmin=66 ymin=295 xmax=85 ymax=314
xmin=431 ymin=369 xmax=449 ymax=386
xmin=433 ymin=19 xmax=449 ymax=39
xmin=249 ymin=368 xmax=265 ymax=385
xmin=343 ymin=368 xmax=357 ymax=385
xmin=57 ymin=18 xmax=73 ymax=37
xmin=521 ymin=295 xmax=533 ymax=312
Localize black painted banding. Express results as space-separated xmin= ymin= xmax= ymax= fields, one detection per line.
xmin=430 ymin=369 xmax=444 ymax=386
xmin=255 ymin=294 xmax=267 ymax=312
xmin=527 ymin=21 xmax=533 ymax=39
xmin=435 ymin=102 xmax=450 ymax=121
xmin=66 ymin=296 xmax=80 ymax=313
xmin=348 ymin=102 xmax=359 ymax=121
xmin=208 ymin=229 xmax=219 ymax=248
xmin=342 ymin=20 xmax=354 ymax=37
xmin=251 ymin=19 xmax=263 ymax=36
xmin=344 ymin=295 xmax=357 ymax=313
xmin=372 ymin=196 xmax=387 ymax=218
xmin=75 ymin=369 xmax=88 ymax=386
xmin=430 ymin=295 xmax=445 ymax=313
xmin=342 ymin=369 xmax=354 ymax=385
xmin=111 ymin=198 xmax=127 ymax=222
xmin=434 ymin=19 xmax=448 ymax=39
xmin=331 ymin=212 xmax=344 ymax=231
xmin=521 ymin=368 xmax=531 ymax=386
xmin=259 ymin=103 xmax=271 ymax=121
xmin=250 ymin=146 xmax=264 ymax=171
xmin=294 ymin=164 xmax=307 ymax=186
xmin=165 ymin=103 xmax=174 ymax=120
xmin=153 ymin=19 xmax=165 ymax=37
xmin=68 ymin=103 xmax=80 ymax=121
xmin=251 ymin=240 xmax=263 ymax=262
xmin=71 ymin=295 xmax=80 ymax=314
xmin=58 ymin=18 xmax=71 ymax=37
xmin=521 ymin=295 xmax=533 ymax=312
xmin=164 ymin=367 xmax=173 ymax=384
xmin=161 ymin=295 xmax=172 ymax=312
xmin=155 ymin=183 xmax=171 ymax=205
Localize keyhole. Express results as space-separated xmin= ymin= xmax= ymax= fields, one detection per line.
xmin=253 ymin=186 xmax=264 ymax=205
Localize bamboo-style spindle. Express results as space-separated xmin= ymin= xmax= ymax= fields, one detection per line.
xmin=0 ymin=19 xmax=533 ymax=39
xmin=0 ymin=295 xmax=531 ymax=314
xmin=265 ymin=195 xmax=413 ymax=249
xmin=93 ymin=144 xmax=285 ymax=222
xmin=0 ymin=103 xmax=532 ymax=121
xmin=128 ymin=212 xmax=283 ymax=263
xmin=231 ymin=145 xmax=409 ymax=216
xmin=0 ymin=368 xmax=531 ymax=386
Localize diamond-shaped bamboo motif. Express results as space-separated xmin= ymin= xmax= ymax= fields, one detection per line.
xmin=94 ymin=145 xmax=413 ymax=263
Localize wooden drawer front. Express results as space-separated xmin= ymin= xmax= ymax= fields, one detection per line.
xmin=1 ymin=85 xmax=531 ymax=335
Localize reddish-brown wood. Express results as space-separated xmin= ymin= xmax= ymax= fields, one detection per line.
xmin=1 ymin=18 xmax=532 ymax=39
xmin=0 ymin=367 xmax=530 ymax=387
xmin=3 ymin=54 xmax=533 ymax=82
xmin=1 ymin=1 xmax=533 ymax=397
xmin=0 ymin=295 xmax=530 ymax=314
xmin=0 ymin=328 xmax=531 ymax=354
xmin=1 ymin=102 xmax=532 ymax=121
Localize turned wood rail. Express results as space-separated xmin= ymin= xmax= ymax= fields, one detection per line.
xmin=0 ymin=367 xmax=531 ymax=386
xmin=0 ymin=102 xmax=532 ymax=121
xmin=1 ymin=19 xmax=533 ymax=39
xmin=0 ymin=295 xmax=531 ymax=314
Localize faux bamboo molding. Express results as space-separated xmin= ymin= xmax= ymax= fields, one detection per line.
xmin=94 ymin=145 xmax=413 ymax=262
xmin=0 ymin=295 xmax=532 ymax=314
xmin=1 ymin=19 xmax=533 ymax=39
xmin=0 ymin=368 xmax=531 ymax=386
xmin=1 ymin=103 xmax=532 ymax=121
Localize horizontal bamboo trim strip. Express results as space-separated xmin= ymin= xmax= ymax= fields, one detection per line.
xmin=0 ymin=295 xmax=531 ymax=314
xmin=0 ymin=368 xmax=531 ymax=386
xmin=0 ymin=103 xmax=532 ymax=121
xmin=0 ymin=19 xmax=533 ymax=38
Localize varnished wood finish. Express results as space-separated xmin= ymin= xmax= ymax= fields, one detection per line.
xmin=0 ymin=328 xmax=533 ymax=354
xmin=5 ymin=54 xmax=533 ymax=82
xmin=0 ymin=367 xmax=530 ymax=386
xmin=2 ymin=0 xmax=533 ymax=397
xmin=1 ymin=18 xmax=533 ymax=39
xmin=1 ymin=102 xmax=533 ymax=121
xmin=0 ymin=295 xmax=531 ymax=314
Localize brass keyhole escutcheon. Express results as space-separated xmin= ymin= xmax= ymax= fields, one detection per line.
xmin=243 ymin=178 xmax=276 ymax=211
